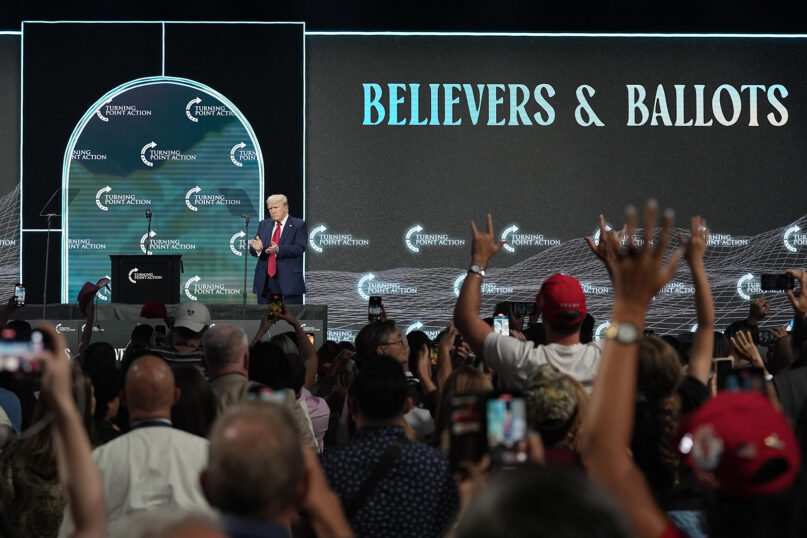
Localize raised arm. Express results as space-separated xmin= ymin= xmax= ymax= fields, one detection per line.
xmin=40 ymin=324 xmax=106 ymax=538
xmin=683 ymin=217 xmax=714 ymax=384
xmin=453 ymin=215 xmax=504 ymax=356
xmin=277 ymin=304 xmax=318 ymax=390
xmin=580 ymin=202 xmax=682 ymax=538
xmin=76 ymin=303 xmax=95 ymax=364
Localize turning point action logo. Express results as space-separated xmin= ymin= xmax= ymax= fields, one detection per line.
xmin=736 ymin=273 xmax=762 ymax=301
xmin=95 ymin=98 xmax=152 ymax=121
xmin=128 ymin=267 xmax=163 ymax=283
xmin=309 ymin=225 xmax=370 ymax=253
xmin=501 ymin=225 xmax=560 ymax=253
xmin=452 ymin=273 xmax=513 ymax=297
xmin=356 ymin=273 xmax=417 ymax=301
xmin=230 ymin=231 xmax=247 ymax=256
xmin=184 ymin=275 xmax=240 ymax=301
xmin=140 ymin=141 xmax=197 ymax=167
xmin=230 ymin=142 xmax=257 ymax=167
xmin=404 ymin=225 xmax=465 ymax=253
xmin=784 ymin=225 xmax=807 ymax=253
xmin=185 ymin=186 xmax=243 ymax=211
xmin=140 ymin=230 xmax=196 ymax=255
xmin=185 ymin=97 xmax=235 ymax=122
xmin=95 ymin=186 xmax=151 ymax=211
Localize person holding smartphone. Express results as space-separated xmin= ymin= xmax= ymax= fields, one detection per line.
xmin=249 ymin=194 xmax=307 ymax=305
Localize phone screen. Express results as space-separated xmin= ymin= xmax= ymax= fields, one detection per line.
xmin=306 ymin=332 xmax=316 ymax=346
xmin=267 ymin=294 xmax=283 ymax=317
xmin=760 ymin=273 xmax=796 ymax=291
xmin=368 ymin=296 xmax=382 ymax=322
xmin=721 ymin=366 xmax=767 ymax=394
xmin=487 ymin=393 xmax=528 ymax=467
xmin=449 ymin=393 xmax=486 ymax=473
xmin=493 ymin=314 xmax=509 ymax=336
xmin=712 ymin=357 xmax=733 ymax=389
xmin=14 ymin=284 xmax=24 ymax=307
xmin=0 ymin=328 xmax=44 ymax=374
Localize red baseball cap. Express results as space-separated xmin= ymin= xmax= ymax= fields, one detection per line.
xmin=140 ymin=301 xmax=168 ymax=319
xmin=678 ymin=391 xmax=801 ymax=499
xmin=537 ymin=273 xmax=586 ymax=325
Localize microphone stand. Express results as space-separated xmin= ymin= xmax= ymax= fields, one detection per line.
xmin=38 ymin=187 xmax=62 ymax=320
xmin=242 ymin=215 xmax=251 ymax=319
xmin=145 ymin=211 xmax=152 ymax=255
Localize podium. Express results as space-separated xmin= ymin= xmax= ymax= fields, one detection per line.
xmin=110 ymin=255 xmax=183 ymax=304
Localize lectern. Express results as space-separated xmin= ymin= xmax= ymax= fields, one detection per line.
xmin=110 ymin=255 xmax=183 ymax=304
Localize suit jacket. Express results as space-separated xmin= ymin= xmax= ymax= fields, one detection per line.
xmin=250 ymin=215 xmax=307 ymax=296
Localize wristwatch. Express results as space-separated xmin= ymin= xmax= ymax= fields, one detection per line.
xmin=604 ymin=322 xmax=640 ymax=344
xmin=468 ymin=264 xmax=486 ymax=278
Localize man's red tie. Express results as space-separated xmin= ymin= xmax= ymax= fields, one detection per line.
xmin=267 ymin=222 xmax=281 ymax=277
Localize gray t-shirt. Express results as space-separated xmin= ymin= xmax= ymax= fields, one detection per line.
xmin=483 ymin=332 xmax=604 ymax=390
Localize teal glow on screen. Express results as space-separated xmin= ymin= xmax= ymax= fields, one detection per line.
xmin=63 ymin=78 xmax=263 ymax=304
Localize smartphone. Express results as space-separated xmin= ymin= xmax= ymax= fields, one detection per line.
xmin=449 ymin=393 xmax=487 ymax=473
xmin=0 ymin=328 xmax=44 ymax=374
xmin=305 ymin=332 xmax=316 ymax=346
xmin=511 ymin=301 xmax=537 ymax=317
xmin=14 ymin=284 xmax=24 ymax=307
xmin=787 ymin=319 xmax=794 ymax=332
xmin=721 ymin=366 xmax=767 ymax=394
xmin=760 ymin=273 xmax=796 ymax=291
xmin=267 ymin=293 xmax=283 ymax=318
xmin=712 ymin=357 xmax=734 ymax=389
xmin=493 ymin=314 xmax=509 ymax=336
xmin=429 ymin=342 xmax=439 ymax=365
xmin=368 ymin=296 xmax=382 ymax=322
xmin=487 ymin=393 xmax=528 ymax=468
xmin=758 ymin=330 xmax=776 ymax=346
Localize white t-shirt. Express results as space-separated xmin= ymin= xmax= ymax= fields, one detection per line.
xmin=483 ymin=332 xmax=604 ymax=390
xmin=59 ymin=425 xmax=212 ymax=537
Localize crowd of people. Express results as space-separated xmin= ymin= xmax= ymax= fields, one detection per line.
xmin=1 ymin=202 xmax=806 ymax=538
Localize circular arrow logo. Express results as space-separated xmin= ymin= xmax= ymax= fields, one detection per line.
xmin=736 ymin=273 xmax=756 ymax=301
xmin=453 ymin=274 xmax=467 ymax=298
xmin=406 ymin=321 xmax=424 ymax=334
xmin=405 ymin=225 xmax=424 ymax=253
xmin=185 ymin=275 xmax=201 ymax=301
xmin=186 ymin=97 xmax=201 ymax=122
xmin=95 ymin=186 xmax=111 ymax=211
xmin=141 ymin=141 xmax=156 ymax=167
xmin=501 ymin=225 xmax=519 ymax=253
xmin=140 ymin=230 xmax=156 ymax=255
xmin=185 ymin=186 xmax=201 ymax=211
xmin=357 ymin=273 xmax=375 ymax=301
xmin=128 ymin=268 xmax=139 ymax=284
xmin=784 ymin=225 xmax=801 ymax=253
xmin=230 ymin=231 xmax=246 ymax=256
xmin=230 ymin=142 xmax=246 ymax=167
xmin=309 ymin=225 xmax=327 ymax=253
xmin=594 ymin=321 xmax=611 ymax=341
xmin=95 ymin=98 xmax=111 ymax=122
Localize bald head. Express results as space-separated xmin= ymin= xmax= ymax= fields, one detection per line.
xmin=124 ymin=355 xmax=178 ymax=422
xmin=203 ymin=401 xmax=304 ymax=521
xmin=203 ymin=325 xmax=249 ymax=377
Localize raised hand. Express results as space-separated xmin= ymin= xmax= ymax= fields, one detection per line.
xmin=608 ymin=201 xmax=681 ymax=310
xmin=682 ymin=216 xmax=708 ymax=265
xmin=470 ymin=214 xmax=506 ymax=267
xmin=585 ymin=214 xmax=626 ymax=277
xmin=785 ymin=269 xmax=807 ymax=315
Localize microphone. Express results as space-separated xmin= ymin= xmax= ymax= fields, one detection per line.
xmin=240 ymin=215 xmax=252 ymax=219
xmin=145 ymin=209 xmax=152 ymax=220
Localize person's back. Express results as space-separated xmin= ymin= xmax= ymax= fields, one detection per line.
xmin=59 ymin=355 xmax=212 ymax=536
xmin=320 ymin=355 xmax=458 ymax=537
xmin=93 ymin=425 xmax=211 ymax=535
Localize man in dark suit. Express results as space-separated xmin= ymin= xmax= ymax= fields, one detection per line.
xmin=249 ymin=194 xmax=307 ymax=304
